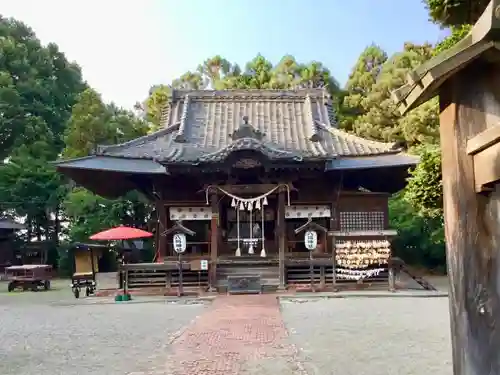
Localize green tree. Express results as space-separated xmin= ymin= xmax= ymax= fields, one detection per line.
xmin=135 ymin=84 xmax=171 ymax=130
xmin=0 ymin=16 xmax=85 ymax=159
xmin=433 ymin=24 xmax=472 ymax=55
xmin=387 ymin=18 xmax=475 ymax=269
xmin=63 ymin=88 xmax=114 ymax=158
xmin=389 ymin=193 xmax=446 ymax=270
xmin=396 ymin=17 xmax=473 ymax=221
xmin=62 ymin=88 xmax=151 ymax=243
xmin=424 ymin=0 xmax=489 ymax=27
xmin=0 ymin=15 xmax=85 ymax=262
xmin=172 ymin=71 xmax=205 ymax=90
xmin=340 ymin=45 xmax=388 ymax=131
xmin=351 ymin=43 xmax=438 ymax=146
xmin=63 ymin=188 xmax=150 ymax=242
xmin=269 ymin=55 xmax=302 ymax=89
xmin=196 ymin=55 xmax=231 ymax=89
xmin=63 ymin=89 xmax=149 ymax=158
xmin=0 ymin=143 xmax=66 ymax=244
xmin=404 ymin=145 xmax=443 ymax=218
xmin=138 ymin=54 xmax=342 ymax=130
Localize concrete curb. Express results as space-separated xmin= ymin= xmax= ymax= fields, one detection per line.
xmin=278 ymin=291 xmax=448 ymax=301
xmin=53 ymin=295 xmax=216 ymax=307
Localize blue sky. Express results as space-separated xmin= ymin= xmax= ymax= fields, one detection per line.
xmin=2 ymin=0 xmax=444 ymax=109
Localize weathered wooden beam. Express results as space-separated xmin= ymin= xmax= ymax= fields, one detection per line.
xmin=438 ymin=63 xmax=500 ymax=375
xmin=467 ymin=124 xmax=500 ymax=155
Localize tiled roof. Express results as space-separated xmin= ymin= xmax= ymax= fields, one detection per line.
xmin=98 ymin=89 xmax=398 ymax=163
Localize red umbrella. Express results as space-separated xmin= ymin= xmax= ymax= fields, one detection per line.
xmin=89 ymin=225 xmax=153 ymax=241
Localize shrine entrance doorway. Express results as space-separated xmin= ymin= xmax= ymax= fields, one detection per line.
xmin=224 ymin=198 xmax=277 ymax=258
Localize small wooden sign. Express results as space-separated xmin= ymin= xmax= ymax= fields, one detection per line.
xmin=190 ymin=259 xmax=209 ymax=271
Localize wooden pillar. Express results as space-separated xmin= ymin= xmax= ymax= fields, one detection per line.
xmin=209 ymin=194 xmax=219 ymax=292
xmin=155 ymin=201 xmax=168 ymax=263
xmin=277 ymin=190 xmax=286 ymax=290
xmin=438 ymin=64 xmax=500 ymax=375
xmin=330 ymin=206 xmax=337 ymax=291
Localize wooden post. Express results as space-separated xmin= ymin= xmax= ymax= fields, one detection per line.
xmin=319 ymin=265 xmax=326 ymax=290
xmin=438 ymin=63 xmax=500 ymax=375
xmin=156 ymin=201 xmax=168 ymax=263
xmin=177 ymin=252 xmax=183 ymax=297
xmin=277 ymin=190 xmax=286 ymax=290
xmin=209 ymin=193 xmax=219 ymax=292
xmin=388 ymin=266 xmax=395 ymax=292
xmin=329 ymin=215 xmax=337 ymax=291
xmin=391 ymin=5 xmax=500 ymax=373
xmin=165 ymin=271 xmax=171 ymax=290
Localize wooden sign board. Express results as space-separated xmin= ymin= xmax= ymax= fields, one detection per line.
xmin=190 ymin=259 xmax=209 ymax=271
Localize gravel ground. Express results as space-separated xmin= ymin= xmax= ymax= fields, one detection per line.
xmin=0 ymin=281 xmax=206 ymax=375
xmin=280 ymin=297 xmax=453 ymax=375
xmin=0 ymin=279 xmax=453 ymax=375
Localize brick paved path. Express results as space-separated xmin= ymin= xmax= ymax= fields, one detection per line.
xmin=163 ymin=295 xmax=303 ymax=375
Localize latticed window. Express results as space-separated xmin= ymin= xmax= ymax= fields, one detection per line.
xmin=339 ymin=211 xmax=385 ymax=231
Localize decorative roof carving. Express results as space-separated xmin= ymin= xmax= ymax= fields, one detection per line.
xmin=230 ymin=116 xmax=265 ymax=141
xmin=232 ymin=158 xmax=262 ymax=169
xmin=198 ymin=137 xmax=302 ymax=163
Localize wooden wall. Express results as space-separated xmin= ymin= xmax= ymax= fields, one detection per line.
xmin=149 ymin=173 xmax=391 ymax=260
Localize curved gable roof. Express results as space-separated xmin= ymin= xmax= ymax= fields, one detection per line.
xmin=97 ymin=89 xmax=399 ymax=163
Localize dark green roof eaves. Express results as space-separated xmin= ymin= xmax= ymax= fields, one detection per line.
xmin=54 ymin=156 xmax=168 ymax=174
xmin=96 ymin=124 xmax=179 ymax=157
xmin=325 ymin=153 xmax=419 ymax=171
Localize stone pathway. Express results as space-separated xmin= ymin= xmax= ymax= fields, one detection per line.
xmin=162 ymin=295 xmax=305 ymax=375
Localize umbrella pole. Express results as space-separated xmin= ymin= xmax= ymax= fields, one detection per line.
xmin=124 ymin=268 xmax=128 ymax=297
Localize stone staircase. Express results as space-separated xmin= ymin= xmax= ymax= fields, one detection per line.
xmin=216 ymin=257 xmax=280 ymax=293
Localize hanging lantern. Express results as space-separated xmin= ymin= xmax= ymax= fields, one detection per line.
xmin=235 ymin=247 xmax=241 ymax=257
xmin=231 ymin=198 xmax=236 ymax=207
xmin=263 ymin=196 xmax=268 ymax=206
